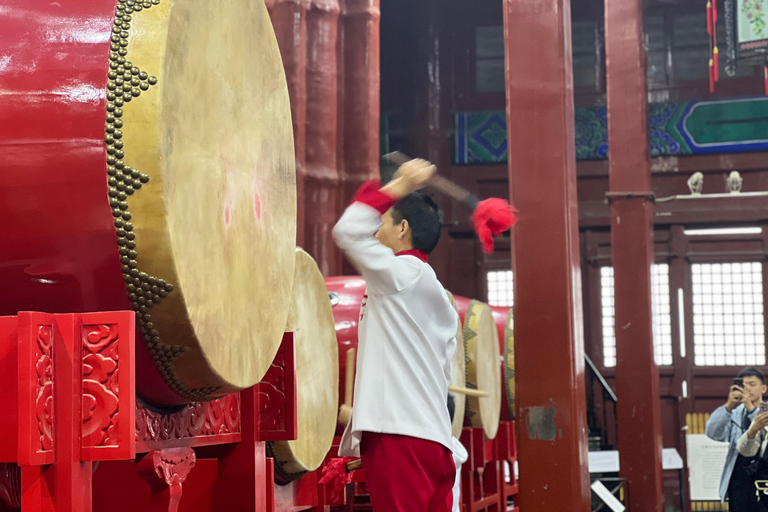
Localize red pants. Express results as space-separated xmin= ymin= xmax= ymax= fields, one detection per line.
xmin=360 ymin=432 xmax=455 ymax=512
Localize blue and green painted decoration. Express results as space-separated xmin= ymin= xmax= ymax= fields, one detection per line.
xmin=454 ymin=96 xmax=768 ymax=164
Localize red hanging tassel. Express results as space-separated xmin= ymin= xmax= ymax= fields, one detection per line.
xmin=318 ymin=457 xmax=360 ymax=503
xmin=709 ymin=58 xmax=715 ymax=93
xmin=471 ymin=198 xmax=518 ymax=254
xmin=713 ymin=0 xmax=719 ymax=82
xmin=707 ymin=1 xmax=713 ymax=35
xmin=714 ymin=46 xmax=720 ymax=82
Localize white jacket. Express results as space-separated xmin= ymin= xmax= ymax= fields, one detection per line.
xmin=332 ymin=190 xmax=457 ymax=457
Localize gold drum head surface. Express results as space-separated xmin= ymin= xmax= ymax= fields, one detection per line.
xmin=446 ymin=291 xmax=467 ymax=438
xmin=269 ymin=248 xmax=339 ymax=483
xmin=464 ymin=299 xmax=501 ymax=439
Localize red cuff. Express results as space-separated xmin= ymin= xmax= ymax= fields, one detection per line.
xmin=352 ymin=180 xmax=397 ymax=214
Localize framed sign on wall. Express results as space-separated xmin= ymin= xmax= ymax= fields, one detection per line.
xmin=738 ymin=0 xmax=768 ymax=58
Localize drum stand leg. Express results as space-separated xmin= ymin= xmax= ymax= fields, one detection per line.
xmin=136 ymin=448 xmax=196 ymax=512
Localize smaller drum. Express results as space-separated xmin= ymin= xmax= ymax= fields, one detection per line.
xmin=463 ymin=299 xmax=501 ymax=439
xmin=446 ymin=291 xmax=467 ymax=438
xmin=491 ymin=306 xmax=515 ymax=421
xmin=267 ymin=248 xmax=339 ymax=484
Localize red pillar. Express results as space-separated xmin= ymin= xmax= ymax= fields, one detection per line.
xmin=266 ymin=0 xmax=309 ymax=249
xmin=503 ymin=1 xmax=591 ymax=510
xmin=306 ymin=0 xmax=343 ymax=276
xmin=339 ymin=0 xmax=380 ymax=207
xmin=605 ymin=0 xmax=664 ymax=509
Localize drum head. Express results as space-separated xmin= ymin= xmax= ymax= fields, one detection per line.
xmin=503 ymin=309 xmax=515 ymax=420
xmin=446 ymin=291 xmax=467 ymax=438
xmin=114 ymin=0 xmax=296 ymax=401
xmin=269 ymin=249 xmax=339 ymax=483
xmin=464 ymin=300 xmax=501 ymax=439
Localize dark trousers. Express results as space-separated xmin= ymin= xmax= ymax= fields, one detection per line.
xmin=730 ymin=460 xmax=761 ymax=512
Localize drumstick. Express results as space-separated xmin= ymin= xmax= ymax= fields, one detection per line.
xmin=346 ymin=459 xmax=362 ymax=472
xmin=449 ymin=385 xmax=489 ymax=398
xmin=345 ymin=348 xmax=356 ymax=407
xmin=382 ymin=151 xmax=517 ymax=253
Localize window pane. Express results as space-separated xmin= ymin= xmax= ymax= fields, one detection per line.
xmin=673 ymin=13 xmax=709 ymax=47
xmin=476 ymin=59 xmax=505 ymax=93
xmin=487 ymin=270 xmax=514 ymax=307
xmin=646 ymin=15 xmax=665 ymax=51
xmin=672 ymin=46 xmax=710 ymax=82
xmin=476 ymin=26 xmax=504 ymax=59
xmin=601 ymin=264 xmax=674 ymax=367
xmin=647 ymin=50 xmax=667 ymax=83
xmin=574 ymin=54 xmax=597 ymax=89
xmin=693 ymin=263 xmax=766 ymax=366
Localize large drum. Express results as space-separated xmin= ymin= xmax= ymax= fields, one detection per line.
xmin=452 ymin=296 xmax=501 ymax=439
xmin=326 ymin=277 xmax=467 ymax=436
xmin=491 ymin=306 xmax=515 ymax=421
xmin=267 ymin=249 xmax=338 ymax=484
xmin=446 ymin=292 xmax=467 ymax=438
xmin=0 ymin=0 xmax=296 ymax=406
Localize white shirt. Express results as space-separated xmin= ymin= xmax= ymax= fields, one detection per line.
xmin=332 ymin=200 xmax=458 ymax=456
xmin=451 ymin=437 xmax=468 ymax=512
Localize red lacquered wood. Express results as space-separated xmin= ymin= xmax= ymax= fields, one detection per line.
xmin=503 ymin=0 xmax=591 ymax=509
xmin=605 ymin=0 xmax=665 ymax=509
xmin=340 ymin=0 xmax=381 ymax=208
xmin=80 ymin=311 xmax=136 ymax=462
xmin=305 ymin=0 xmax=343 ymax=276
xmin=0 ymin=318 xmax=19 ymax=463
xmin=266 ymin=0 xmax=309 ymax=249
xmin=257 ymin=332 xmax=298 ymax=442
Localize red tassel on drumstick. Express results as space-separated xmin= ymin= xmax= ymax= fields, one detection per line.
xmin=383 ymin=152 xmax=518 ymax=253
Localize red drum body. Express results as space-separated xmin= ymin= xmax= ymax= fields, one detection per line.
xmin=491 ymin=306 xmax=515 ymax=421
xmin=325 ymin=276 xmax=367 ymax=431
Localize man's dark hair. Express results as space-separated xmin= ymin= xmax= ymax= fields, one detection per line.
xmin=447 ymin=394 xmax=455 ymax=422
xmin=391 ymin=193 xmax=443 ymax=254
xmin=738 ymin=367 xmax=766 ymax=384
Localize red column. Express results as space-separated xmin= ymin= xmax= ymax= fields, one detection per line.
xmin=340 ymin=0 xmax=380 ymax=207
xmin=266 ymin=0 xmax=309 ymax=249
xmin=503 ymin=1 xmax=591 ymax=510
xmin=306 ymin=0 xmax=342 ymax=276
xmin=605 ymin=0 xmax=664 ymax=509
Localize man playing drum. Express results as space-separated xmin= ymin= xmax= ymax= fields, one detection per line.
xmin=333 ymin=158 xmax=458 ymax=511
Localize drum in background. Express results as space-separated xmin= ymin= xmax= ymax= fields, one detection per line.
xmin=268 ymin=249 xmax=339 ymax=484
xmin=325 ymin=276 xmax=367 ymax=433
xmin=0 ymin=0 xmax=296 ymax=407
xmin=491 ymin=306 xmax=515 ymax=421
xmin=446 ymin=291 xmax=467 ymax=438
xmin=463 ymin=299 xmax=501 ymax=439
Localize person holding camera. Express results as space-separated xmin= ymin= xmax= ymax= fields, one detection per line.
xmin=737 ymin=401 xmax=768 ymax=511
xmin=706 ymin=368 xmax=767 ymax=511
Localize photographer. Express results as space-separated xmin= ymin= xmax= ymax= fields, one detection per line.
xmin=706 ymin=368 xmax=767 ymax=511
xmin=737 ymin=403 xmax=768 ymax=511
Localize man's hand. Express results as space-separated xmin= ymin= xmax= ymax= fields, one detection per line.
xmin=748 ymin=411 xmax=768 ymax=439
xmin=384 ymin=159 xmax=436 ymax=200
xmin=726 ymin=385 xmax=747 ymax=412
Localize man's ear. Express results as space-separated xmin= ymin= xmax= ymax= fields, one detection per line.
xmin=398 ymin=219 xmax=409 ymax=240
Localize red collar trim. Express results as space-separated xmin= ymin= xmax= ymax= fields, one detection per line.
xmin=396 ymin=249 xmax=428 ymax=262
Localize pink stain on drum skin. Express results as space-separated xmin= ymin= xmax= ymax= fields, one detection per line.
xmin=251 ymin=176 xmax=262 ymax=222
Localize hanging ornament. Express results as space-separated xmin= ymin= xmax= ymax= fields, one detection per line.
xmin=713 ymin=0 xmax=720 ymax=82
xmin=708 ymin=1 xmax=715 ymax=93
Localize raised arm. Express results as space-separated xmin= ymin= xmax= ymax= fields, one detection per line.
xmin=332 ymin=160 xmax=436 ymax=295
